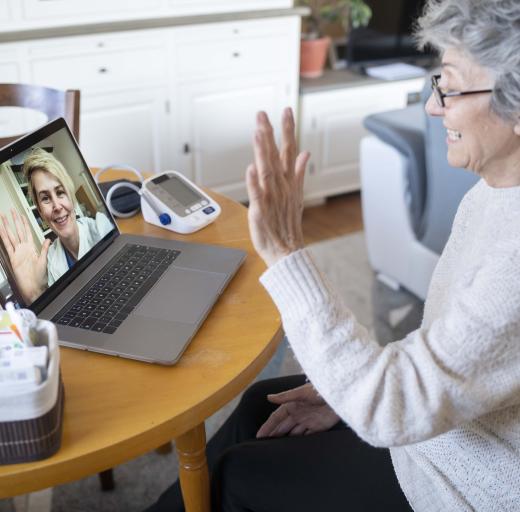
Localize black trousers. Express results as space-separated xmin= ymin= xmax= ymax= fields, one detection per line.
xmin=146 ymin=375 xmax=412 ymax=512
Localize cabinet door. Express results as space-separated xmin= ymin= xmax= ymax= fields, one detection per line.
xmin=175 ymin=74 xmax=295 ymax=202
xmin=80 ymin=88 xmax=171 ymax=173
xmin=300 ymin=78 xmax=424 ymax=200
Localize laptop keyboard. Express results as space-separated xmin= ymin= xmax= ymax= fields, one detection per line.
xmin=53 ymin=244 xmax=180 ymax=334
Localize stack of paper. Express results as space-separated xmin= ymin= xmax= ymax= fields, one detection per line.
xmin=365 ymin=63 xmax=427 ymax=80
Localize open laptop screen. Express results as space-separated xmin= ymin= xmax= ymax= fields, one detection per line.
xmin=0 ymin=119 xmax=117 ymax=309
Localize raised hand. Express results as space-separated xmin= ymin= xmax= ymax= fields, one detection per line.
xmin=0 ymin=210 xmax=50 ymax=304
xmin=246 ymin=108 xmax=311 ymax=267
xmin=256 ymin=382 xmax=340 ymax=438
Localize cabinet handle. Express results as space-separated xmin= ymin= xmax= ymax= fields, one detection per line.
xmin=183 ymin=143 xmax=190 ymax=154
xmin=98 ymin=67 xmax=108 ymax=74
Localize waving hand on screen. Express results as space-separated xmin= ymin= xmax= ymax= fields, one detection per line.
xmin=0 ymin=210 xmax=50 ymax=304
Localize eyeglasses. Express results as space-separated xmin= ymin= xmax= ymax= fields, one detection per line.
xmin=431 ymin=74 xmax=493 ymax=108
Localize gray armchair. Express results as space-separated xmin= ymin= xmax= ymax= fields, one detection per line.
xmin=360 ymin=79 xmax=478 ymax=300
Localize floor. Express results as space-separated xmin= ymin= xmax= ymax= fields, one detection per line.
xmin=302 ymin=192 xmax=363 ymax=244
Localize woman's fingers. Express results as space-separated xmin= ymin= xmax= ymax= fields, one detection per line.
xmin=0 ymin=213 xmax=17 ymax=255
xmin=267 ymin=384 xmax=309 ymax=404
xmin=270 ymin=415 xmax=297 ymax=438
xmin=40 ymin=238 xmax=51 ymax=263
xmin=11 ymin=210 xmax=25 ymax=245
xmin=253 ymin=130 xmax=273 ymax=191
xmin=256 ymin=405 xmax=291 ymax=438
xmin=246 ymin=164 xmax=263 ymax=205
xmin=0 ymin=220 xmax=13 ymax=257
xmin=295 ymin=151 xmax=311 ymax=185
xmin=289 ymin=423 xmax=307 ymax=437
xmin=254 ymin=112 xmax=282 ymax=190
xmin=257 ymin=111 xmax=278 ymax=165
xmin=21 ymin=215 xmax=32 ymax=244
xmin=280 ymin=107 xmax=297 ymax=177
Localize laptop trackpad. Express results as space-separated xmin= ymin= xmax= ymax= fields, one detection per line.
xmin=135 ymin=267 xmax=227 ymax=324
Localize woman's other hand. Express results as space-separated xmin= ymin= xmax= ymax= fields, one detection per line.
xmin=246 ymin=108 xmax=311 ymax=267
xmin=0 ymin=210 xmax=50 ymax=304
xmin=256 ymin=382 xmax=340 ymax=438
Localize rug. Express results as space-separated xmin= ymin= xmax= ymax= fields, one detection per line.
xmin=0 ymin=231 xmax=423 ymax=512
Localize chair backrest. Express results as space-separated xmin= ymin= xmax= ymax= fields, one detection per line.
xmin=0 ymin=83 xmax=80 ymax=148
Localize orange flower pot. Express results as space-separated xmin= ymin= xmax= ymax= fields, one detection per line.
xmin=300 ymin=37 xmax=331 ymax=78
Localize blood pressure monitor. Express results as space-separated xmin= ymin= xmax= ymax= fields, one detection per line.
xmin=140 ymin=171 xmax=221 ymax=234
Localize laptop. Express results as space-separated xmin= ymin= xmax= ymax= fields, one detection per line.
xmin=0 ymin=118 xmax=246 ymax=364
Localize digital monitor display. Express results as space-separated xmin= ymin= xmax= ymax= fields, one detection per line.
xmin=155 ymin=175 xmax=201 ymax=207
xmin=0 ymin=125 xmax=116 ymax=308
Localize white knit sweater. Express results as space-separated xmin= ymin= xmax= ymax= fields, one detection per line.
xmin=260 ymin=179 xmax=520 ymax=512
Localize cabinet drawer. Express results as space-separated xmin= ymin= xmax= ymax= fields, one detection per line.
xmin=174 ymin=17 xmax=294 ymax=43
xmin=31 ymin=47 xmax=167 ymax=91
xmin=176 ymin=35 xmax=289 ymax=80
xmin=173 ymin=18 xmax=298 ymax=80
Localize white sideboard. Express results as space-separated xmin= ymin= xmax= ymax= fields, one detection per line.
xmin=0 ymin=10 xmax=300 ymax=202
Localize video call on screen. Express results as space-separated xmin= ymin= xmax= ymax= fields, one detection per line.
xmin=0 ymin=128 xmax=114 ymax=307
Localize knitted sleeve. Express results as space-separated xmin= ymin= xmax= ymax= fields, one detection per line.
xmin=260 ymin=246 xmax=520 ymax=448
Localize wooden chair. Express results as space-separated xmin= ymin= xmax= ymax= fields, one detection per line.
xmin=0 ymin=83 xmax=80 ymax=148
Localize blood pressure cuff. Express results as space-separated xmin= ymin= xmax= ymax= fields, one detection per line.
xmin=98 ymin=179 xmax=142 ymax=214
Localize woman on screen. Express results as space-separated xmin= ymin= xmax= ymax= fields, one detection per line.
xmin=0 ymin=148 xmax=113 ymax=304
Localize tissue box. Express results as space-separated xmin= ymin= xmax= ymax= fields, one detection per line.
xmin=0 ymin=318 xmax=65 ymax=465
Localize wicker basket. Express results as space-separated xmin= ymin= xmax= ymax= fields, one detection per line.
xmin=0 ymin=318 xmax=65 ymax=464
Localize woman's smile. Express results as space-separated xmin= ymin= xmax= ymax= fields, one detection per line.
xmin=51 ymin=212 xmax=71 ymax=231
xmin=446 ymin=127 xmax=462 ymax=143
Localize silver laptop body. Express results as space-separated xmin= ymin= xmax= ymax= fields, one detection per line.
xmin=0 ymin=119 xmax=246 ymax=365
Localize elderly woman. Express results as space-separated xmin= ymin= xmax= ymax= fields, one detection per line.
xmin=0 ymin=148 xmax=113 ymax=304
xmin=148 ymin=1 xmax=520 ymax=511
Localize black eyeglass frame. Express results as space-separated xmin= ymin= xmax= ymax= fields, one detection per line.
xmin=431 ymin=74 xmax=493 ymax=107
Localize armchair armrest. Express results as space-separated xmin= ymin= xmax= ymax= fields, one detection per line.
xmin=360 ymin=136 xmax=438 ymax=300
xmin=363 ymin=104 xmax=426 ymax=239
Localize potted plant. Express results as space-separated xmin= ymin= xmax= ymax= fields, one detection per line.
xmin=298 ymin=0 xmax=372 ymax=78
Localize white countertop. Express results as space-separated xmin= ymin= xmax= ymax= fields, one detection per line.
xmin=0 ymin=7 xmax=309 ymax=43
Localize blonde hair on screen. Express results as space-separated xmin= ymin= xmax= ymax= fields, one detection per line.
xmin=23 ymin=148 xmax=77 ymax=209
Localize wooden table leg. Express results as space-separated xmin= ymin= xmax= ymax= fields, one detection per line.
xmin=175 ymin=423 xmax=210 ymax=512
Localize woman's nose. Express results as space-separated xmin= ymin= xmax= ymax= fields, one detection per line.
xmin=425 ymin=93 xmax=444 ymax=117
xmin=51 ymin=198 xmax=63 ymax=212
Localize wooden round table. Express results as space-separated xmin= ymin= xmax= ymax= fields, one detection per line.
xmin=0 ymin=191 xmax=283 ymax=512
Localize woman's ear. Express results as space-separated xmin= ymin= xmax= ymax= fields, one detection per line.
xmin=514 ymin=117 xmax=520 ymax=137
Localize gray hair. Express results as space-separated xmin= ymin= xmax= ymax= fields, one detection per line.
xmin=415 ymin=0 xmax=520 ymax=122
